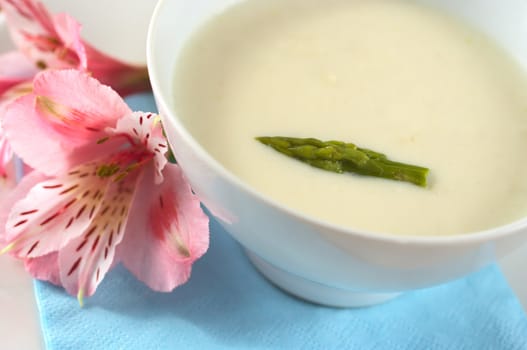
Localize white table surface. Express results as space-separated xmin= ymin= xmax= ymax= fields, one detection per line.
xmin=1 ymin=0 xmax=527 ymax=348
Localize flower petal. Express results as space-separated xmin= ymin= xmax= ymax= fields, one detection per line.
xmin=3 ymin=162 xmax=111 ymax=258
xmin=0 ymin=51 xmax=38 ymax=94
xmin=0 ymin=124 xmax=15 ymax=181
xmin=0 ymin=170 xmax=46 ymax=246
xmin=0 ymin=52 xmax=35 ymax=182
xmin=113 ymin=112 xmax=168 ymax=183
xmin=24 ymin=252 xmax=60 ymax=285
xmin=0 ymin=157 xmax=16 ymax=193
xmin=3 ymin=70 xmax=130 ymax=175
xmin=58 ymin=173 xmax=139 ymax=299
xmin=84 ymin=43 xmax=150 ymax=96
xmin=50 ymin=12 xmax=87 ymax=69
xmin=3 ymin=94 xmax=78 ymax=174
xmin=32 ymin=69 xmax=131 ymax=136
xmin=119 ymin=164 xmax=209 ymax=292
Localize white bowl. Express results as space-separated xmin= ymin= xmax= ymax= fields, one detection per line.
xmin=147 ymin=0 xmax=527 ymax=307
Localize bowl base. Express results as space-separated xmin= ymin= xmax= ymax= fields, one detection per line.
xmin=245 ymin=250 xmax=400 ymax=308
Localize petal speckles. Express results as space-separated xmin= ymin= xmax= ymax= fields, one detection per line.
xmin=113 ymin=112 xmax=167 ymax=184
xmin=59 ymin=174 xmax=139 ymax=299
xmin=4 ymin=163 xmax=111 ymax=258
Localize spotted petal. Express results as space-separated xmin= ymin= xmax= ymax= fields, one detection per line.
xmin=0 ymin=171 xmax=47 ymax=243
xmin=59 ymin=172 xmax=139 ymax=300
xmin=113 ymin=112 xmax=168 ymax=184
xmin=119 ymin=164 xmax=209 ymax=292
xmin=4 ymin=163 xmax=112 ymax=258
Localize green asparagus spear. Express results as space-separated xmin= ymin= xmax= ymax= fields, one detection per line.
xmin=256 ymin=136 xmax=429 ymax=187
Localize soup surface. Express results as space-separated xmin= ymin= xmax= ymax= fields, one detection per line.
xmin=173 ymin=0 xmax=527 ymax=236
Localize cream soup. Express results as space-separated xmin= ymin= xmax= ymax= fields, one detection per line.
xmin=173 ymin=0 xmax=527 ymax=236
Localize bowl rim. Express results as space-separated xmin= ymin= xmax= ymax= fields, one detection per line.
xmin=147 ymin=0 xmax=527 ymax=247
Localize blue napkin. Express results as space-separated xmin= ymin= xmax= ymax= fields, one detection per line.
xmin=33 ymin=94 xmax=527 ymax=349
xmin=34 ymin=217 xmax=527 ymax=350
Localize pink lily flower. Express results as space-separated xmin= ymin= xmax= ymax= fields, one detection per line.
xmin=0 ymin=0 xmax=151 ymax=186
xmin=0 ymin=0 xmax=150 ymax=94
xmin=0 ymin=70 xmax=209 ymax=304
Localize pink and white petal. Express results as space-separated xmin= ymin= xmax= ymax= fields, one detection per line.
xmin=0 ymin=52 xmax=35 ymax=102
xmin=120 ymin=164 xmax=209 ymax=292
xmin=3 ymin=94 xmax=77 ymax=174
xmin=59 ymin=173 xmax=139 ymax=299
xmin=4 ymin=163 xmax=111 ymax=258
xmin=84 ymin=43 xmax=150 ymax=97
xmin=0 ymin=156 xmax=16 ymax=194
xmin=113 ymin=112 xmax=168 ymax=184
xmin=0 ymin=51 xmax=38 ymax=78
xmin=0 ymin=51 xmax=38 ymax=94
xmin=52 ymin=13 xmax=86 ymax=69
xmin=33 ymin=70 xmax=131 ymax=136
xmin=0 ymin=83 xmax=34 ymax=116
xmin=0 ymin=123 xmax=14 ymax=180
xmin=24 ymin=252 xmax=60 ymax=285
xmin=0 ymin=171 xmax=47 ymax=246
xmin=0 ymin=77 xmax=29 ymax=98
